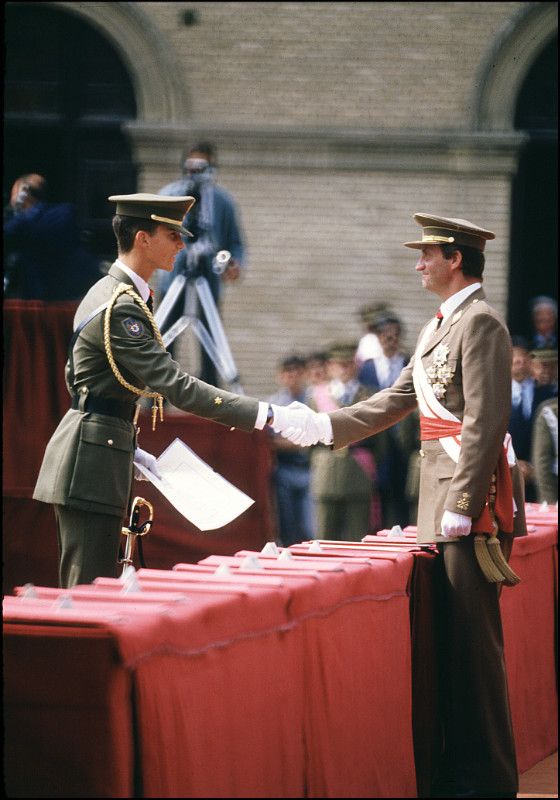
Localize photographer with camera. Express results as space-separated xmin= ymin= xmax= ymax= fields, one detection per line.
xmin=4 ymin=173 xmax=100 ymax=300
xmin=157 ymin=142 xmax=247 ymax=384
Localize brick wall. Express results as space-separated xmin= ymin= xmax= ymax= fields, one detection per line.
xmin=144 ymin=1 xmax=525 ymax=130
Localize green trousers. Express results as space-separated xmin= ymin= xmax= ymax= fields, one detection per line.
xmin=54 ymin=505 xmax=124 ymax=588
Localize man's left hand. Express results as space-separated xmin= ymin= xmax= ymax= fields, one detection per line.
xmin=441 ymin=509 xmax=472 ymax=538
xmin=133 ymin=447 xmax=161 ymax=481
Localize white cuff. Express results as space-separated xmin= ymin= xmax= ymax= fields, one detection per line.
xmin=254 ymin=401 xmax=269 ymax=430
xmin=318 ymin=413 xmax=334 ymax=445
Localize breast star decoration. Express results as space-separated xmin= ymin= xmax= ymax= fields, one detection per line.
xmin=426 ymin=343 xmax=455 ymax=400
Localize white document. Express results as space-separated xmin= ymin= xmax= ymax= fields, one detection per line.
xmin=134 ymin=437 xmax=254 ymax=531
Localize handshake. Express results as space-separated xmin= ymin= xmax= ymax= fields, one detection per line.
xmin=269 ymin=402 xmax=333 ymax=447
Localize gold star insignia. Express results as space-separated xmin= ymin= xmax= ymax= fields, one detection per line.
xmin=214 ymin=397 xmax=223 ymax=405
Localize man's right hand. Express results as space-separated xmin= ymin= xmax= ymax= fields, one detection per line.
xmin=269 ymin=402 xmax=333 ymax=447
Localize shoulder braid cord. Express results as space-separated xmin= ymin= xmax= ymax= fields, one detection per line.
xmin=103 ymin=283 xmax=164 ymax=431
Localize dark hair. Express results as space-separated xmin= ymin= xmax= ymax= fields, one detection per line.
xmin=373 ymin=315 xmax=402 ymax=334
xmin=22 ymin=176 xmax=47 ymax=202
xmin=112 ymin=215 xmax=160 ymax=253
xmin=188 ymin=142 xmax=215 ymax=163
xmin=510 ymin=334 xmax=529 ymax=351
xmin=280 ymin=354 xmax=306 ymax=371
xmin=440 ymin=243 xmax=485 ymax=279
xmin=306 ymin=351 xmax=328 ymax=365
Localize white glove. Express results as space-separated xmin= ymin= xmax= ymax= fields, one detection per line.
xmin=270 ymin=401 xmax=310 ymax=433
xmin=133 ymin=447 xmax=162 ymax=481
xmin=270 ymin=401 xmax=332 ymax=447
xmin=440 ymin=509 xmax=472 ymax=538
xmin=285 ymin=412 xmax=333 ymax=447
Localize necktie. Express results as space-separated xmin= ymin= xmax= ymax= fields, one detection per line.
xmin=147 ymin=291 xmax=154 ymax=314
xmin=435 ymin=309 xmax=443 ymax=329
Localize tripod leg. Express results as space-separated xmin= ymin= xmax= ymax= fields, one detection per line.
xmin=153 ymin=274 xmax=187 ymax=330
xmin=162 ymin=316 xmax=192 ymax=348
xmin=190 ymin=318 xmax=231 ymax=381
xmin=194 ymin=277 xmax=243 ymax=392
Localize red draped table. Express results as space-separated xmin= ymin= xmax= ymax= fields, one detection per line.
xmin=501 ymin=507 xmax=558 ymax=773
xmin=4 ymin=546 xmax=418 ymax=798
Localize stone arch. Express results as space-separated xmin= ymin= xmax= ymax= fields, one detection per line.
xmin=473 ymin=2 xmax=558 ymax=131
xmin=52 ymin=1 xmax=190 ymax=124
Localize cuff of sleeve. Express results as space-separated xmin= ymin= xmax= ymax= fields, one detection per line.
xmin=254 ymin=401 xmax=269 ymax=430
xmin=318 ymin=413 xmax=334 ymax=445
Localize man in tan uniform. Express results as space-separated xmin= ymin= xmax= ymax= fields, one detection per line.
xmin=278 ymin=213 xmax=525 ymax=798
xmin=33 ymin=193 xmax=306 ymax=588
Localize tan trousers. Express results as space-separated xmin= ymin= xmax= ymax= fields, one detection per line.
xmin=431 ymin=534 xmax=518 ymax=797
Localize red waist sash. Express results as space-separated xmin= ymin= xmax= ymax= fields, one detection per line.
xmin=420 ymin=415 xmax=514 ymax=534
xmin=420 ymin=416 xmax=462 ymax=440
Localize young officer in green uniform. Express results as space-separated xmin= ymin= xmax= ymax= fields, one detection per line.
xmin=33 ymin=193 xmax=307 ymax=588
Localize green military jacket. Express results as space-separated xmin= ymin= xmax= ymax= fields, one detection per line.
xmin=33 ymin=263 xmax=259 ymax=517
xmin=328 ymin=288 xmax=527 ymax=543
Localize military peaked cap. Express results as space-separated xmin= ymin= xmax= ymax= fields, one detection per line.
xmin=530 ymin=348 xmax=558 ymax=361
xmin=359 ymin=302 xmax=391 ymax=326
xmin=108 ymin=193 xmax=196 ymax=237
xmin=403 ymin=212 xmax=495 ymax=252
xmin=328 ymin=342 xmax=359 ymax=362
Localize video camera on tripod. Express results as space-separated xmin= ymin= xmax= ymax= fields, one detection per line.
xmin=154 ymin=181 xmax=243 ymax=394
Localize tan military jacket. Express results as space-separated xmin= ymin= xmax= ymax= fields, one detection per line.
xmin=34 ymin=263 xmax=259 ymax=516
xmin=329 ymin=288 xmax=527 ymax=542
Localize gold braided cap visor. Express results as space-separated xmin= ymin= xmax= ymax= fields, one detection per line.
xmin=404 ymin=227 xmax=491 ymax=251
xmin=150 ymin=214 xmax=194 ymax=237
xmin=404 ymin=213 xmax=496 ymax=252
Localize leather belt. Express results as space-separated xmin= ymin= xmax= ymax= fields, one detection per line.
xmin=71 ymin=394 xmax=137 ymax=422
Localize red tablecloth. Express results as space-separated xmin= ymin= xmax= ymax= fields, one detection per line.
xmin=3 ymin=549 xmax=417 ymax=798
xmin=3 ymin=523 xmax=557 ymax=797
xmin=4 ymin=623 xmax=134 ymax=798
xmin=501 ymin=525 xmax=558 ymax=772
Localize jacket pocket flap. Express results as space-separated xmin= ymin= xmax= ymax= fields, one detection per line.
xmin=80 ymin=419 xmax=132 ymax=452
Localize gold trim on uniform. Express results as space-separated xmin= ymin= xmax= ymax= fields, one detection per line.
xmin=214 ymin=397 xmax=223 ymax=405
xmin=456 ymin=492 xmax=471 ymax=511
xmin=421 ymin=234 xmax=455 ymax=244
xmin=103 ymin=283 xmax=165 ymax=431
